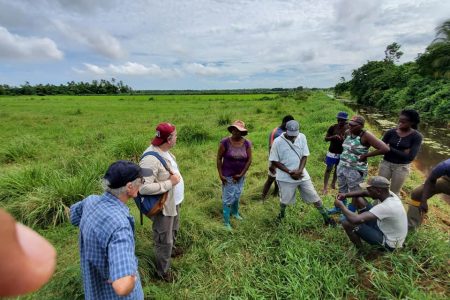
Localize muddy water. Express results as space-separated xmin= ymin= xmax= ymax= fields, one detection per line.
xmin=333 ymin=96 xmax=450 ymax=201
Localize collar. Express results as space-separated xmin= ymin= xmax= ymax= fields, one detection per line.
xmin=102 ymin=192 xmax=130 ymax=214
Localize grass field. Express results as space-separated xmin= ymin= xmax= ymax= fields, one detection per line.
xmin=0 ymin=92 xmax=448 ymax=299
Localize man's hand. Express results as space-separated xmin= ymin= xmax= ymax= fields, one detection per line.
xmin=358 ymin=154 xmax=368 ymax=162
xmin=336 ymin=193 xmax=346 ymax=201
xmin=232 ymin=174 xmax=243 ymax=183
xmin=289 ymin=169 xmax=303 ymax=180
xmin=419 ymin=201 xmax=428 ymax=214
xmin=334 ymin=198 xmax=346 ymax=208
xmin=219 ymin=175 xmax=227 ymax=185
xmin=170 ymin=174 xmax=181 ymax=185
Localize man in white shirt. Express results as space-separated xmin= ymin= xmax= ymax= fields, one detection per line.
xmin=269 ymin=120 xmax=335 ymax=226
xmin=334 ymin=176 xmax=407 ymax=251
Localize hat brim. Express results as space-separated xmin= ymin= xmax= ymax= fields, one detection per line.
xmin=359 ymin=182 xmax=371 ymax=189
xmin=227 ymin=125 xmax=248 ymax=136
xmin=349 ymin=120 xmax=362 ymax=126
xmin=286 ymin=130 xmax=299 ymax=137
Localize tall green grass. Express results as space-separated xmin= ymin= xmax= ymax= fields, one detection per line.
xmin=0 ymin=93 xmax=448 ymax=299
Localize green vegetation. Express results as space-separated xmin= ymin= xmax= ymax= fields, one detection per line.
xmin=0 ymin=78 xmax=132 ymax=95
xmin=335 ymin=19 xmax=450 ymax=123
xmin=0 ymin=93 xmax=448 ymax=299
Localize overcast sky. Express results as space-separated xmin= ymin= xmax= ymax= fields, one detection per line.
xmin=0 ymin=0 xmax=448 ymax=90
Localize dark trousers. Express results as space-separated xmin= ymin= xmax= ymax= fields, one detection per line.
xmin=152 ymin=205 xmax=180 ymax=276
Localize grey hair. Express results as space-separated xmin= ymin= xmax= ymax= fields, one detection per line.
xmin=101 ymin=177 xmax=141 ymax=198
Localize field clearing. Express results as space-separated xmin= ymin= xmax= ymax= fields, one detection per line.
xmin=0 ymin=92 xmax=449 ymax=299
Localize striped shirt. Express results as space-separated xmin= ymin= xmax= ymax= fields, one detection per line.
xmin=70 ymin=193 xmax=144 ymax=300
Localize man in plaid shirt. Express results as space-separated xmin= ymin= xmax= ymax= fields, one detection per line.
xmin=70 ymin=161 xmax=151 ymax=299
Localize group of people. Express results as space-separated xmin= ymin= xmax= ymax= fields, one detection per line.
xmin=64 ymin=113 xmax=449 ymax=299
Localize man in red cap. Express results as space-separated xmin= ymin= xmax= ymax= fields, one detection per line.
xmin=139 ymin=123 xmax=183 ymax=281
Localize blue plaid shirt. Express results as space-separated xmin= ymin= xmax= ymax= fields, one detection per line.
xmin=70 ymin=193 xmax=144 ymax=300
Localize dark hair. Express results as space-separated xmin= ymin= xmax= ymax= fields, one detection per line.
xmin=280 ymin=115 xmax=294 ymax=130
xmin=400 ymin=109 xmax=420 ymax=129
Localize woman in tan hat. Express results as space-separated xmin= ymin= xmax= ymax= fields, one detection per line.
xmin=216 ymin=120 xmax=252 ymax=230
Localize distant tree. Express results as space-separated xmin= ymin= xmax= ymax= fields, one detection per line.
xmin=384 ymin=42 xmax=404 ymax=63
xmin=417 ymin=19 xmax=450 ymax=79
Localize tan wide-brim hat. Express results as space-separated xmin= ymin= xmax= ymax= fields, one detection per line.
xmin=227 ymin=120 xmax=248 ymax=136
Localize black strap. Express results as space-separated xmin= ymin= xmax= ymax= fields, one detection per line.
xmin=281 ymin=135 xmax=302 ymax=160
xmin=140 ymin=151 xmax=172 ymax=173
xmin=138 ymin=151 xmax=172 ymax=225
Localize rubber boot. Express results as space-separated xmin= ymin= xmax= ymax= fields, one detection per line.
xmin=276 ymin=203 xmax=287 ymax=223
xmin=223 ymin=204 xmax=232 ymax=230
xmin=327 ymin=199 xmax=347 ymax=215
xmin=231 ymin=201 xmax=243 ymax=220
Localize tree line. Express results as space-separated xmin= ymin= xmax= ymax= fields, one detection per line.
xmin=0 ymin=79 xmax=133 ymax=96
xmin=335 ymin=20 xmax=450 ymax=123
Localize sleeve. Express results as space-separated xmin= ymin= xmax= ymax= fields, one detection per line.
xmin=108 ymin=226 xmax=138 ymax=282
xmin=139 ymin=156 xmax=172 ymax=195
xmin=245 ymin=139 xmax=252 ymax=149
xmin=369 ymin=202 xmax=393 ymax=220
xmin=387 ymin=132 xmax=423 ymax=161
xmin=302 ymin=135 xmax=310 ymax=156
xmin=69 ymin=200 xmax=84 ymax=227
xmin=382 ymin=129 xmax=393 ymax=143
xmin=429 ymin=160 xmax=448 ymax=180
xmin=269 ymin=139 xmax=280 ymax=162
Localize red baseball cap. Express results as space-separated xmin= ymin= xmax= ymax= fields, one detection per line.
xmin=151 ymin=123 xmax=176 ymax=146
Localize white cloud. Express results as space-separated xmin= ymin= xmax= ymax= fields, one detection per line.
xmin=183 ymin=63 xmax=223 ymax=76
xmin=0 ymin=26 xmax=63 ymax=60
xmin=79 ymin=62 xmax=182 ymax=78
xmin=83 ymin=63 xmax=106 ymax=75
xmin=54 ymin=20 xmax=125 ymax=59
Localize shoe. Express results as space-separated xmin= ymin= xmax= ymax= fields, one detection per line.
xmin=327 ymin=206 xmax=342 ymax=215
xmin=171 ymin=247 xmax=184 ymax=258
xmin=232 ymin=213 xmax=243 ymax=220
xmin=224 ymin=223 xmax=232 ymax=231
xmin=324 ymin=218 xmax=337 ymax=227
xmin=157 ymin=271 xmax=175 ymax=282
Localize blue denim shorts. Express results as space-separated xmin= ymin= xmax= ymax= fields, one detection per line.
xmin=354 ymin=221 xmax=394 ymax=252
xmin=222 ymin=176 xmax=245 ymax=206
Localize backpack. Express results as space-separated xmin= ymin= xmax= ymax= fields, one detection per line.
xmin=134 ymin=151 xmax=172 ymax=225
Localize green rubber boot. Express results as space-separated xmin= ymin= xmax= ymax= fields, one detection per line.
xmin=231 ymin=201 xmax=243 ymax=220
xmin=223 ymin=204 xmax=232 ymax=230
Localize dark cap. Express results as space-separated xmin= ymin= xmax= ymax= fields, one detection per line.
xmin=349 ymin=115 xmax=365 ymax=126
xmin=103 ymin=160 xmax=152 ymax=189
xmin=152 ymin=123 xmax=176 ymax=146
xmin=336 ymin=111 xmax=348 ymax=120
xmin=359 ymin=176 xmax=390 ymax=189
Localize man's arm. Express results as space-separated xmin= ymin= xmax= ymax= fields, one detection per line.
xmin=334 ymin=200 xmax=377 ymax=224
xmin=108 ymin=227 xmax=139 ymax=297
xmin=418 ymin=172 xmax=439 ymax=213
xmin=359 ymin=131 xmax=389 ymax=161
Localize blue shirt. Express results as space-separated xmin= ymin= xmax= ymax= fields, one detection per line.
xmin=431 ymin=158 xmax=450 ymax=179
xmin=268 ymin=127 xmax=284 ymax=150
xmin=70 ymin=193 xmax=144 ymax=300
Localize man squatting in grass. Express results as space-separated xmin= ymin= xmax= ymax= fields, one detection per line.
xmin=261 ymin=115 xmax=294 ymax=200
xmin=407 ymin=158 xmax=450 ymax=230
xmin=70 ymin=160 xmax=148 ymax=299
xmin=139 ymin=123 xmax=184 ymax=281
xmin=334 ymin=176 xmax=408 ymax=251
xmin=328 ymin=115 xmax=389 ymax=215
xmin=269 ymin=120 xmax=335 ymax=225
xmin=322 ymin=111 xmax=349 ymax=195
